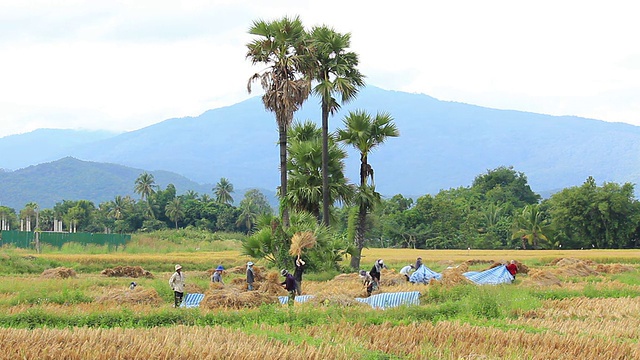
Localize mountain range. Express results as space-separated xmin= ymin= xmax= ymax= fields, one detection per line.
xmin=1 ymin=85 xmax=639 ymax=211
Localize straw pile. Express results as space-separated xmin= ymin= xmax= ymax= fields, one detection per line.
xmin=95 ymin=286 xmax=162 ymax=305
xmin=100 ymin=266 xmax=154 ymax=278
xmin=306 ymin=293 xmax=369 ymax=307
xmin=550 ymin=258 xmax=595 ymax=266
xmin=439 ymin=266 xmax=473 ymax=287
xmin=258 ymin=272 xmax=288 ymax=296
xmin=595 ymin=264 xmax=636 ymax=274
xmin=199 ymin=287 xmax=278 ymax=309
xmin=185 ymin=283 xmax=205 ymax=294
xmin=289 ymin=231 xmax=316 ymax=257
xmin=331 ymin=273 xmax=360 ymax=282
xmin=41 ymin=267 xmax=77 ymax=279
xmin=554 ymin=262 xmax=598 ymax=277
xmin=379 ymin=269 xmax=407 ymax=286
xmin=523 ymin=269 xmax=562 ymax=287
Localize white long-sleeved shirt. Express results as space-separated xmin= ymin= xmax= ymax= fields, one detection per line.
xmin=169 ymin=271 xmax=185 ymax=293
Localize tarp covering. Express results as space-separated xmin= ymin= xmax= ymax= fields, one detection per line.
xmin=278 ymin=295 xmax=315 ymax=305
xmin=355 ymin=291 xmax=421 ymax=310
xmin=463 ymin=265 xmax=514 ymax=285
xmin=409 ymin=265 xmax=442 ymax=284
xmin=180 ymin=293 xmax=205 ymax=308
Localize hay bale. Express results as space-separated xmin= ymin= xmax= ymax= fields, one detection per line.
xmin=95 ymin=286 xmax=162 ymax=305
xmin=289 ymin=231 xmax=317 ymax=257
xmin=100 ymin=266 xmax=153 ymax=278
xmin=523 ymin=269 xmax=562 ymax=287
xmin=595 ymin=264 xmax=635 ymax=274
xmin=200 ymin=287 xmax=278 ymax=309
xmin=41 ymin=267 xmax=77 ymax=279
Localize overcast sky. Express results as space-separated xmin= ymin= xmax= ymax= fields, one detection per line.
xmin=1 ymin=0 xmax=638 ymax=138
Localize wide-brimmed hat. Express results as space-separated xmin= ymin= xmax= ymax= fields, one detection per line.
xmin=281 ymin=269 xmax=288 ymax=276
xmin=175 ymin=264 xmax=182 ymax=271
xmin=216 ymin=265 xmax=224 ymax=271
xmin=247 ymin=261 xmax=254 ymax=266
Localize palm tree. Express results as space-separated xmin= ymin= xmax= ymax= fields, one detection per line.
xmin=512 ymin=204 xmax=551 ymax=249
xmin=213 ymin=177 xmax=234 ymax=205
xmin=286 ymin=120 xmax=354 ymax=221
xmin=310 ymin=25 xmax=365 ymax=226
xmin=337 ymin=110 xmax=399 ymax=269
xmin=134 ymin=172 xmax=158 ymax=219
xmin=246 ymin=16 xmax=312 ymax=227
xmin=165 ymin=198 xmax=185 ymax=229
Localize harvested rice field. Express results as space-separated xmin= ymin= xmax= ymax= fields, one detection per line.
xmin=0 ymin=249 xmax=638 ymax=359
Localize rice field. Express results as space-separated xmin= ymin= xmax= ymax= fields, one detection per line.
xmin=0 ymin=249 xmax=639 ymax=359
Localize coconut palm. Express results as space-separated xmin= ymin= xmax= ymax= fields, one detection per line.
xmin=337 ymin=110 xmax=399 ymax=269
xmin=134 ymin=172 xmax=158 ymax=219
xmin=286 ymin=120 xmax=354 ymax=221
xmin=165 ymin=197 xmax=184 ymax=229
xmin=246 ymin=16 xmax=312 ymax=227
xmin=213 ymin=177 xmax=234 ymax=205
xmin=310 ymin=25 xmax=365 ymax=226
xmin=512 ymin=204 xmax=551 ymax=249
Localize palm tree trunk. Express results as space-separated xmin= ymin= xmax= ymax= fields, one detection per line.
xmin=350 ymin=204 xmax=367 ymax=269
xmin=279 ymin=123 xmax=290 ymax=227
xmin=321 ymin=102 xmax=330 ymax=227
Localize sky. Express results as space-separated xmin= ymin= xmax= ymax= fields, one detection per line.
xmin=1 ymin=0 xmax=638 ymax=138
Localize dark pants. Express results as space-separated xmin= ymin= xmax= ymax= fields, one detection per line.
xmin=174 ymin=291 xmax=183 ymax=307
xmin=295 ymin=280 xmax=302 ymax=295
xmin=288 ymin=290 xmax=296 ymax=306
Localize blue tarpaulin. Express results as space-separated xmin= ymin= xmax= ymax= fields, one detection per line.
xmin=409 ymin=265 xmax=442 ymax=284
xmin=463 ymin=265 xmax=514 ymax=285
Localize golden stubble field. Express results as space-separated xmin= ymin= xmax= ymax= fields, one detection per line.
xmin=0 ymin=249 xmax=639 ymax=359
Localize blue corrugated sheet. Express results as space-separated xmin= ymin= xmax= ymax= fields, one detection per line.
xmin=180 ymin=293 xmax=205 ymax=308
xmin=355 ymin=291 xmax=421 ymax=310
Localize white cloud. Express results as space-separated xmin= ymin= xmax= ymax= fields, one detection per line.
xmin=1 ymin=0 xmax=639 ymax=137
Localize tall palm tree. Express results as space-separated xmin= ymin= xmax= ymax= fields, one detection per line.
xmin=213 ymin=177 xmax=234 ymax=205
xmin=246 ymin=16 xmax=312 ymax=227
xmin=165 ymin=197 xmax=185 ymax=229
xmin=310 ymin=25 xmax=365 ymax=226
xmin=134 ymin=172 xmax=158 ymax=219
xmin=512 ymin=204 xmax=551 ymax=249
xmin=286 ymin=120 xmax=354 ymax=221
xmin=337 ymin=110 xmax=399 ymax=269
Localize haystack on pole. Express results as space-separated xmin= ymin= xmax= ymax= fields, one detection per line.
xmin=289 ymin=231 xmax=317 ymax=258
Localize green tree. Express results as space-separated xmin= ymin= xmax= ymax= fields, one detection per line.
xmin=472 ymin=166 xmax=540 ymax=209
xmin=511 ymin=204 xmax=552 ymax=249
xmin=165 ymin=197 xmax=185 ymax=229
xmin=246 ymin=16 xmax=312 ymax=228
xmin=286 ymin=120 xmax=353 ymax=221
xmin=337 ymin=110 xmax=399 ymax=269
xmin=134 ymin=172 xmax=158 ymax=219
xmin=213 ymin=178 xmax=234 ymax=205
xmin=309 ymin=25 xmax=365 ymax=226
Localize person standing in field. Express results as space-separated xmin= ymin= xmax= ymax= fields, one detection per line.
xmin=369 ymin=259 xmax=387 ymax=291
xmin=212 ymin=265 xmax=224 ymax=284
xmin=169 ymin=264 xmax=185 ymax=307
xmin=293 ymin=257 xmax=306 ymax=295
xmin=246 ymin=261 xmax=255 ymax=290
xmin=280 ymin=269 xmax=297 ymax=306
xmin=415 ymin=257 xmax=423 ymax=270
xmin=506 ymin=260 xmax=518 ymax=281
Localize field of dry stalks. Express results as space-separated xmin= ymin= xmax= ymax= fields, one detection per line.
xmin=0 ymin=249 xmax=638 ymax=359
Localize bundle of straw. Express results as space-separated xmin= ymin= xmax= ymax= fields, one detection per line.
xmin=289 ymin=231 xmax=317 ymax=257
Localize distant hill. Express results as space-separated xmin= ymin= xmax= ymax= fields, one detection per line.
xmin=2 ymin=86 xmax=640 ymax=208
xmin=0 ymin=157 xmax=276 ymax=211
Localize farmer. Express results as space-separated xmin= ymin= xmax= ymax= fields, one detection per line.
xmin=212 ymin=265 xmax=224 ymax=284
xmin=359 ymin=270 xmax=374 ymax=297
xmin=369 ymin=259 xmax=387 ymax=291
xmin=293 ymin=257 xmax=306 ymax=295
xmin=399 ymin=264 xmax=415 ymax=281
xmin=506 ymin=260 xmax=518 ymax=281
xmin=415 ymin=257 xmax=423 ymax=270
xmin=246 ymin=261 xmax=255 ymax=290
xmin=280 ymin=269 xmax=296 ymax=306
xmin=168 ymin=264 xmax=185 ymax=307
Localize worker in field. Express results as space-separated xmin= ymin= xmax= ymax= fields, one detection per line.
xmin=369 ymin=259 xmax=387 ymax=291
xmin=169 ymin=264 xmax=185 ymax=307
xmin=293 ymin=257 xmax=306 ymax=295
xmin=280 ymin=269 xmax=296 ymax=306
xmin=212 ymin=265 xmax=224 ymax=284
xmin=359 ymin=270 xmax=374 ymax=297
xmin=415 ymin=257 xmax=423 ymax=270
xmin=246 ymin=261 xmax=255 ymax=290
xmin=399 ymin=264 xmax=415 ymax=281
xmin=506 ymin=260 xmax=518 ymax=281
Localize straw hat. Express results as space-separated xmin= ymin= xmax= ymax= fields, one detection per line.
xmin=175 ymin=264 xmax=182 ymax=271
